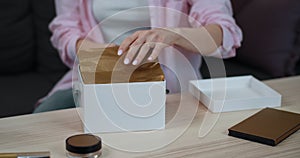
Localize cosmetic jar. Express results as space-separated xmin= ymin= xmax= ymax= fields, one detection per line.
xmin=66 ymin=134 xmax=102 ymax=158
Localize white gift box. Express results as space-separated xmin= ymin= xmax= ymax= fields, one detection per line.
xmin=189 ymin=76 xmax=281 ymax=113
xmin=74 ymin=66 xmax=166 ymax=133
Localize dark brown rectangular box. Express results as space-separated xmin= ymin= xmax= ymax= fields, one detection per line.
xmin=228 ymin=108 xmax=300 ymax=146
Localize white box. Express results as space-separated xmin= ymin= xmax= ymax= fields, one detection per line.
xmin=189 ymin=76 xmax=281 ymax=113
xmin=74 ymin=67 xmax=166 ymax=133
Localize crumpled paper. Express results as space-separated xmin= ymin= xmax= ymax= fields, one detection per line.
xmin=78 ymin=46 xmax=165 ymax=84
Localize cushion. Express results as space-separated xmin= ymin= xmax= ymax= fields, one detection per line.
xmin=31 ymin=0 xmax=69 ymax=73
xmin=0 ymin=73 xmax=57 ymax=118
xmin=0 ymin=0 xmax=35 ymax=74
xmin=200 ymin=57 xmax=273 ymax=80
xmin=232 ymin=0 xmax=300 ymax=77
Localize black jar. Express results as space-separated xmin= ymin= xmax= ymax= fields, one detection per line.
xmin=66 ymin=134 xmax=102 ymax=158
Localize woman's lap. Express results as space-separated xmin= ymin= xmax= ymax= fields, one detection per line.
xmin=33 ymin=88 xmax=75 ymax=113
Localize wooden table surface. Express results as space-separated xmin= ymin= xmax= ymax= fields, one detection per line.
xmin=0 ymin=76 xmax=300 ymax=158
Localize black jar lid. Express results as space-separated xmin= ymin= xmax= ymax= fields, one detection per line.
xmin=66 ymin=134 xmax=102 ymax=154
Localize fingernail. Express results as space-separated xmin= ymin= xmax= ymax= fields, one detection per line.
xmin=148 ymin=56 xmax=153 ymax=61
xmin=124 ymin=58 xmax=130 ymax=64
xmin=117 ymin=50 xmax=123 ymax=56
xmin=132 ymin=60 xmax=138 ymax=65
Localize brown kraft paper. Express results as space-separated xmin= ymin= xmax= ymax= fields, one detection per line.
xmin=78 ymin=46 xmax=165 ymax=84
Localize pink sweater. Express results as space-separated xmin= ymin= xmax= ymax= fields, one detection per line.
xmin=47 ymin=0 xmax=242 ymax=98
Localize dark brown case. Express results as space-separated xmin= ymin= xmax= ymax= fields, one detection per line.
xmin=228 ymin=108 xmax=300 ymax=146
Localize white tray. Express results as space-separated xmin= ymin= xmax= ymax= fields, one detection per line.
xmin=189 ymin=76 xmax=281 ymax=113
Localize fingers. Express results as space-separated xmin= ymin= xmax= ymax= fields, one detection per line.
xmin=124 ymin=44 xmax=142 ymax=64
xmin=126 ymin=42 xmax=166 ymax=65
xmin=119 ymin=29 xmax=171 ymax=65
xmin=123 ymin=31 xmax=147 ymax=65
xmin=148 ymin=43 xmax=166 ymax=61
xmin=132 ymin=42 xmax=154 ymax=65
xmin=118 ymin=31 xmax=139 ymax=56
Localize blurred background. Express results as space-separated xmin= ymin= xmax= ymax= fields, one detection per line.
xmin=0 ymin=0 xmax=299 ymax=118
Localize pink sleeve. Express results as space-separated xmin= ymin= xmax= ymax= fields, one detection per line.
xmin=49 ymin=0 xmax=84 ymax=68
xmin=188 ymin=0 xmax=243 ymax=58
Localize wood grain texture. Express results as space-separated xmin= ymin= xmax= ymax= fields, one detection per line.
xmin=0 ymin=76 xmax=299 ymax=158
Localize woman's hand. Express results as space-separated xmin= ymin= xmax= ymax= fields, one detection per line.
xmin=118 ymin=28 xmax=181 ymax=65
xmin=118 ymin=24 xmax=223 ymax=65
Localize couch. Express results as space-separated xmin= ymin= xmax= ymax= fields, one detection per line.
xmin=0 ymin=0 xmax=299 ymax=118
xmin=201 ymin=0 xmax=300 ymax=79
xmin=0 ymin=0 xmax=68 ymax=118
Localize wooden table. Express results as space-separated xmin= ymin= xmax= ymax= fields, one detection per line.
xmin=1 ymin=76 xmax=300 ymax=158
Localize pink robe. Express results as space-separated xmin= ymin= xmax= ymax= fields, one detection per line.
xmin=47 ymin=0 xmax=242 ymax=99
